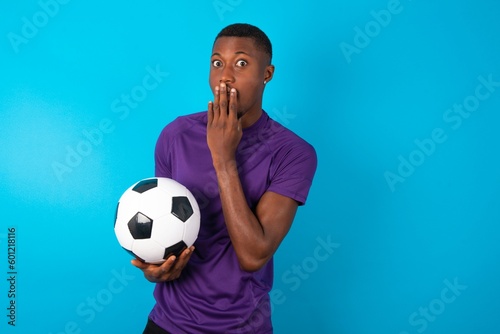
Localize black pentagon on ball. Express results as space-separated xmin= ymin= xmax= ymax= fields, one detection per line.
xmin=171 ymin=196 xmax=194 ymax=222
xmin=128 ymin=212 xmax=153 ymax=239
xmin=164 ymin=240 xmax=188 ymax=259
xmin=132 ymin=178 xmax=158 ymax=193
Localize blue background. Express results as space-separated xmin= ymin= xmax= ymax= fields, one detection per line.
xmin=1 ymin=0 xmax=500 ymax=333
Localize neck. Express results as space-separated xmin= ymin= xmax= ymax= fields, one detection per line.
xmin=241 ymin=109 xmax=262 ymax=129
xmin=240 ymin=102 xmax=263 ymax=129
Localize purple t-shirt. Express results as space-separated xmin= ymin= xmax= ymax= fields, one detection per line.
xmin=149 ymin=110 xmax=317 ymax=333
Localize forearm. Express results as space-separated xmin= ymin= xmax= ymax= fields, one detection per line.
xmin=206 ymin=82 xmax=295 ymax=271
xmin=213 ymin=159 xmax=269 ymax=271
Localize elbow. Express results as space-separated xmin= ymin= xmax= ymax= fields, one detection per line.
xmin=237 ymin=253 xmax=270 ymax=273
xmin=239 ymin=262 xmax=263 ymax=273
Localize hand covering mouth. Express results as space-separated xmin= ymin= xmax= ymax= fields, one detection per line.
xmin=226 ymin=85 xmax=235 ymax=97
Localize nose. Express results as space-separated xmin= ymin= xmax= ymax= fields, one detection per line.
xmin=220 ymin=65 xmax=234 ymax=84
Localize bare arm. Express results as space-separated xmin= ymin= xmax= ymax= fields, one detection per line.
xmin=216 ymin=161 xmax=298 ymax=271
xmin=207 ymin=83 xmax=298 ymax=271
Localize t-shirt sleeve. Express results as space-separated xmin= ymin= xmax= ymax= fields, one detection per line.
xmin=267 ymin=141 xmax=317 ymax=206
xmin=154 ymin=125 xmax=173 ymax=178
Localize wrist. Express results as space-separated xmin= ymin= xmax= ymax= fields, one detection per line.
xmin=212 ymin=155 xmax=235 ymax=168
xmin=212 ymin=158 xmax=239 ymax=178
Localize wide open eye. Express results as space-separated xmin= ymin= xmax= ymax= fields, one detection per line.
xmin=212 ymin=60 xmax=223 ymax=67
xmin=236 ymin=60 xmax=248 ymax=67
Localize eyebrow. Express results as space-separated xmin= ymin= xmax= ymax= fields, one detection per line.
xmin=211 ymin=51 xmax=251 ymax=57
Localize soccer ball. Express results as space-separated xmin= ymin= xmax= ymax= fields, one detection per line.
xmin=114 ymin=177 xmax=200 ymax=264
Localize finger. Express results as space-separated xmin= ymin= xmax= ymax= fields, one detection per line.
xmin=236 ymin=117 xmax=242 ymax=133
xmin=228 ymin=88 xmax=238 ymax=121
xmin=131 ymin=259 xmax=165 ymax=282
xmin=158 ymin=255 xmax=177 ymax=273
xmin=181 ymin=246 xmax=195 ymax=260
xmin=172 ymin=247 xmax=193 ymax=272
xmin=131 ymin=258 xmax=148 ymax=269
xmin=142 ymin=257 xmax=174 ymax=281
xmin=207 ymin=101 xmax=213 ymax=125
xmin=213 ymin=86 xmax=220 ymax=121
xmin=219 ymin=82 xmax=228 ymax=117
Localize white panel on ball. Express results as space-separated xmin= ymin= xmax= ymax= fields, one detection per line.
xmin=132 ymin=239 xmax=168 ymax=264
xmin=139 ymin=187 xmax=171 ymax=219
xmin=150 ymin=215 xmax=185 ymax=248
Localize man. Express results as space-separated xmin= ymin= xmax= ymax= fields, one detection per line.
xmin=132 ymin=23 xmax=317 ymax=333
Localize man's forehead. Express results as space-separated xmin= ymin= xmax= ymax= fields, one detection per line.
xmin=212 ymin=37 xmax=258 ymax=55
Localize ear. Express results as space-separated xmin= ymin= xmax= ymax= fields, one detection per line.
xmin=263 ymin=64 xmax=275 ymax=84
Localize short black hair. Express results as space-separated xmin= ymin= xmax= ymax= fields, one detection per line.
xmin=214 ymin=23 xmax=272 ymax=63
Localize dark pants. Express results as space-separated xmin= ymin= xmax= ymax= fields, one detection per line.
xmin=143 ymin=318 xmax=171 ymax=334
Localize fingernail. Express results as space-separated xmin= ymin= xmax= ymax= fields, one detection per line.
xmin=231 ymin=88 xmax=236 ymax=94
